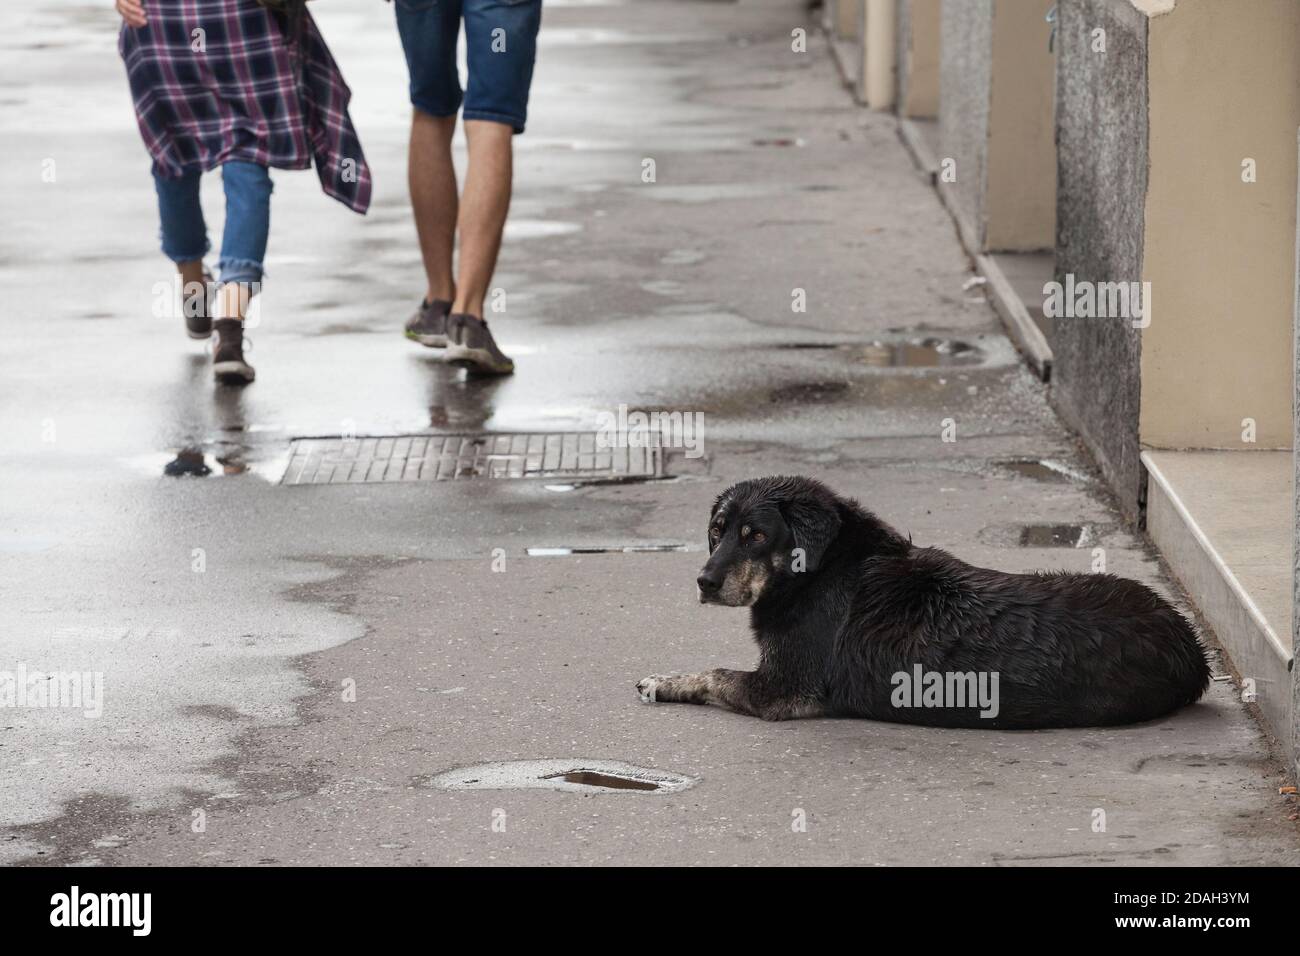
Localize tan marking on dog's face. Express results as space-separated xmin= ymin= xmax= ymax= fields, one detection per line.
xmin=716 ymin=558 xmax=770 ymax=606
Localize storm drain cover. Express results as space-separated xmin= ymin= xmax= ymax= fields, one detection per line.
xmin=425 ymin=759 xmax=697 ymax=794
xmin=281 ymin=432 xmax=663 ymax=485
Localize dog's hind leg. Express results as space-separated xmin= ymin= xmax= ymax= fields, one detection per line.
xmin=636 ymin=669 xmax=824 ymax=721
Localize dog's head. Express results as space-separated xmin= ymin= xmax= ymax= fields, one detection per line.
xmin=696 ymin=476 xmax=843 ymax=606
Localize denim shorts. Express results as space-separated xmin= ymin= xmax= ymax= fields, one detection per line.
xmin=394 ymin=0 xmax=543 ymax=134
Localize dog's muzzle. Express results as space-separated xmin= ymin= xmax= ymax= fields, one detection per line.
xmin=697 ymin=563 xmax=764 ymax=606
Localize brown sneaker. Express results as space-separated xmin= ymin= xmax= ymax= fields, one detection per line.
xmin=404 ymin=298 xmax=453 ymax=347
xmin=445 ymin=313 xmax=514 ymax=376
xmin=212 ymin=319 xmax=255 ymax=385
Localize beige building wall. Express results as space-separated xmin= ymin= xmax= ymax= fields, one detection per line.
xmin=984 ymin=0 xmax=1057 ymax=251
xmin=834 ymin=0 xmax=859 ymax=39
xmin=901 ymin=0 xmax=941 ymax=118
xmin=1139 ymin=0 xmax=1300 ymax=449
xmin=863 ymin=0 xmax=897 ymax=110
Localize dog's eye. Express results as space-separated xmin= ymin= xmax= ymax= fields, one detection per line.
xmin=751 ymin=531 xmax=766 ymax=544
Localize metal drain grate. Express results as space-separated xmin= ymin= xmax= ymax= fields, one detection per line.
xmin=280 ymin=432 xmax=663 ymax=485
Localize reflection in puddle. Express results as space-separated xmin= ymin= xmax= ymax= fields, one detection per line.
xmin=163 ymin=446 xmax=248 ymax=478
xmin=163 ymin=449 xmax=211 ymax=478
xmin=541 ymin=770 xmax=660 ymax=791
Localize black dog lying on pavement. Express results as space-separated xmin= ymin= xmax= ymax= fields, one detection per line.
xmin=636 ymin=475 xmax=1209 ymax=729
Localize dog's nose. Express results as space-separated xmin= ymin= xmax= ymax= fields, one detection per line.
xmin=697 ymin=573 xmax=722 ymax=595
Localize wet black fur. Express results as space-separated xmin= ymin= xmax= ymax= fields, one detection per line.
xmin=688 ymin=475 xmax=1210 ymax=729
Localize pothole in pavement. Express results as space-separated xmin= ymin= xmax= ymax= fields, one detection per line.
xmin=424 ymin=759 xmax=697 ymax=794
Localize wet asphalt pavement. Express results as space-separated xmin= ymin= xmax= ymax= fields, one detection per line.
xmin=2 ymin=0 xmax=1298 ymax=865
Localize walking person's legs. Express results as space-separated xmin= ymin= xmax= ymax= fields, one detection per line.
xmin=394 ymin=0 xmax=541 ymax=374
xmin=154 ymin=167 xmax=213 ymax=339
xmin=212 ymin=160 xmax=273 ymax=385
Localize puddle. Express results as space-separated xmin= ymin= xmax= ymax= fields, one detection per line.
xmin=771 ymin=338 xmax=985 ymax=367
xmin=503 ymin=220 xmax=582 ymax=240
xmin=526 ymin=544 xmax=689 ymax=556
xmin=661 ymin=248 xmax=705 ymax=266
xmin=163 ymin=449 xmax=212 ymax=478
xmin=0 ymin=534 xmax=59 ymax=554
xmin=163 ymin=447 xmax=249 ymax=478
xmin=769 ymin=381 xmax=849 ymax=404
xmin=978 ymin=522 xmax=1102 ymax=549
xmin=425 ymin=759 xmax=696 ymax=794
xmin=857 ymin=338 xmax=982 ymax=367
xmin=1018 ymin=524 xmax=1094 ymax=548
xmin=641 ymin=279 xmax=684 ymax=296
xmin=994 ymin=459 xmax=1089 ymax=484
xmin=637 ymin=184 xmax=783 ymax=203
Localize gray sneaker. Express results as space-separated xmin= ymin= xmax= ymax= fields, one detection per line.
xmin=404 ymin=298 xmax=453 ymax=347
xmin=446 ymin=313 xmax=515 ymax=376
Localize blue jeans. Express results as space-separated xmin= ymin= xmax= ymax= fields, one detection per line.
xmin=394 ymin=0 xmax=543 ymax=133
xmin=153 ymin=161 xmax=273 ymax=285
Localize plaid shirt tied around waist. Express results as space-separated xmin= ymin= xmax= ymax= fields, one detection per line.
xmin=120 ymin=0 xmax=371 ymax=213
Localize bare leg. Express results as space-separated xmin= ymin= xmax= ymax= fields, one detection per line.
xmin=452 ymin=119 xmax=513 ymax=319
xmin=636 ymin=669 xmax=825 ymax=721
xmin=409 ymin=111 xmax=459 ymax=304
xmin=214 ymin=282 xmax=252 ymax=322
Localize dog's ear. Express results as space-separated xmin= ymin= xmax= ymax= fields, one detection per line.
xmin=778 ymin=495 xmax=841 ymax=573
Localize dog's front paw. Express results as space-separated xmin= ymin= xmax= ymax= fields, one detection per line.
xmin=637 ymin=675 xmax=675 ymax=703
xmin=637 ymin=674 xmax=705 ymax=704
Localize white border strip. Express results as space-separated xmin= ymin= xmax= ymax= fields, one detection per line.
xmin=1142 ymin=450 xmax=1293 ymax=665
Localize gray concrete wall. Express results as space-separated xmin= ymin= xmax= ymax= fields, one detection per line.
xmin=896 ymin=0 xmax=913 ymax=112
xmin=938 ymin=0 xmax=993 ymax=241
xmin=1050 ymin=0 xmax=1148 ymax=520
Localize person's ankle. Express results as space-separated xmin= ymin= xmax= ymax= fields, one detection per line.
xmin=451 ymin=302 xmax=485 ymax=320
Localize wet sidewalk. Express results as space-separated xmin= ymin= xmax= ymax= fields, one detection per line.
xmin=1 ymin=0 xmax=1297 ymax=865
